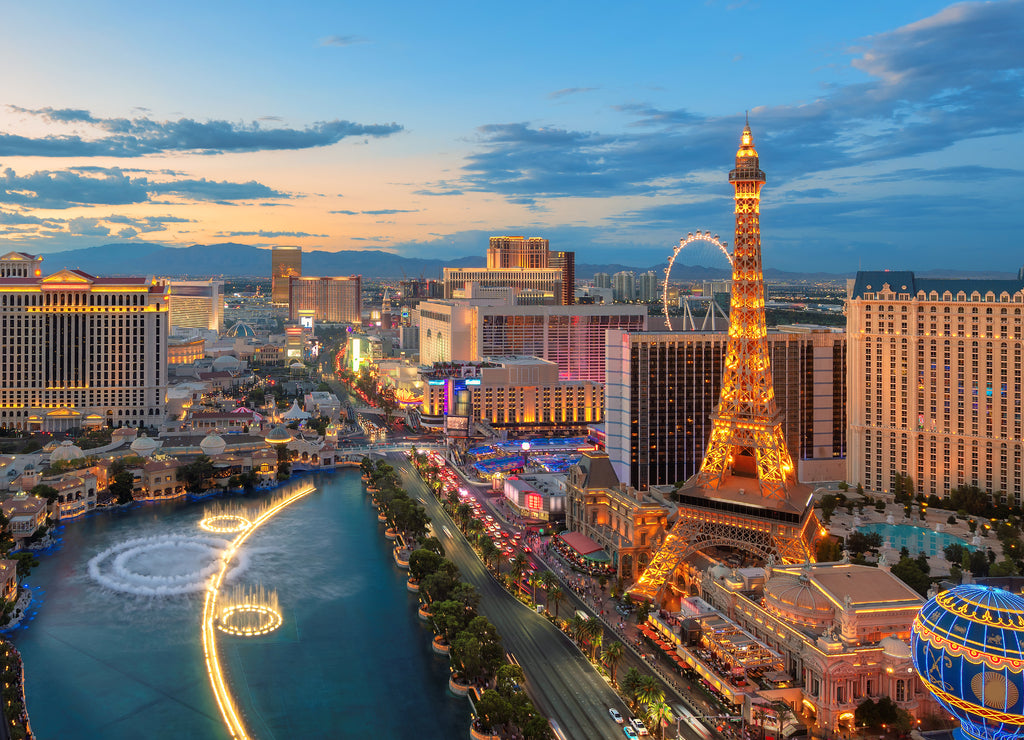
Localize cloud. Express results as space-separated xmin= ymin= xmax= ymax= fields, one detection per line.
xmin=330 ymin=208 xmax=418 ymax=215
xmin=320 ymin=35 xmax=369 ymax=47
xmin=0 ymin=167 xmax=288 ymax=209
xmin=453 ymin=0 xmax=1024 ymax=201
xmin=2 ymin=108 xmax=403 ymax=157
xmin=548 ymin=87 xmax=599 ymax=100
xmin=214 ymin=230 xmax=327 ymax=238
xmin=68 ymin=217 xmax=111 ymax=237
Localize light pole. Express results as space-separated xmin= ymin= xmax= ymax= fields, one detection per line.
xmin=521 ymin=440 xmax=531 ymax=471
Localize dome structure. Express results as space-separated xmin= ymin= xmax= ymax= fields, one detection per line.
xmin=279 ymin=400 xmax=311 ymax=421
xmin=912 ymin=584 xmax=1024 ymax=740
xmin=199 ymin=433 xmax=227 ymax=458
xmin=212 ymin=355 xmax=241 ymax=371
xmin=265 ymin=425 xmax=292 ymax=446
xmin=225 ymin=322 xmax=256 ymax=338
xmin=50 ymin=440 xmax=84 ymax=463
xmin=763 ymin=573 xmax=835 ymax=628
xmin=130 ymin=435 xmax=160 ymax=458
xmin=880 ymin=635 xmax=912 ymax=659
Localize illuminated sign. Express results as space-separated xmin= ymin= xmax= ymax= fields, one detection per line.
xmin=525 ymin=492 xmax=543 ymax=511
xmin=428 ymin=379 xmax=445 ymax=386
xmin=465 ymin=379 xmax=481 ymax=386
xmin=445 ymin=415 xmax=470 ymax=438
xmin=351 ymin=339 xmax=361 ymax=372
xmin=299 ymin=316 xmax=314 ymax=329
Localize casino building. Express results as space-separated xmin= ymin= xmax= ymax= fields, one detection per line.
xmin=701 ymin=560 xmax=939 ymax=734
xmin=0 ymin=268 xmax=168 ymax=431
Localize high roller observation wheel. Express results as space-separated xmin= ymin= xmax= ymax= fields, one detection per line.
xmin=662 ymin=231 xmax=733 ymax=329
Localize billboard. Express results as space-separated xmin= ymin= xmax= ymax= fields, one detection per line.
xmin=444 ymin=415 xmax=471 ymax=438
xmin=525 ymin=492 xmax=543 ymax=511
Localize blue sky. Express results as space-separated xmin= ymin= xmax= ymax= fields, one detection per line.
xmin=0 ymin=0 xmax=1021 ymax=272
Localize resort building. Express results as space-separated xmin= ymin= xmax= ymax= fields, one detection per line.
xmin=443 ymin=236 xmax=575 ymax=306
xmin=137 ymin=460 xmax=186 ymax=501
xmin=167 ymin=336 xmax=206 ymax=366
xmin=417 ymin=296 xmax=646 ymax=383
xmin=0 ymin=251 xmax=42 ymax=278
xmin=501 ymin=473 xmax=566 ymax=523
xmin=0 ymin=269 xmax=168 ymax=431
xmin=847 ymin=271 xmax=1024 ymax=500
xmin=288 ymin=275 xmax=361 ymax=324
xmin=699 ymin=560 xmax=937 ymax=735
xmin=418 ymin=357 xmax=603 ymax=434
xmin=605 ymin=326 xmax=846 ymax=491
xmin=166 ymin=280 xmax=223 ymax=332
xmin=1 ymin=494 xmax=48 ymax=546
xmin=565 ymin=451 xmax=673 ymax=582
xmin=271 ymin=246 xmax=301 ymax=305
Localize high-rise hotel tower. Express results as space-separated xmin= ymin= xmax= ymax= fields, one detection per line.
xmin=0 ymin=266 xmax=168 ymax=432
xmin=271 ymin=246 xmax=302 ymax=305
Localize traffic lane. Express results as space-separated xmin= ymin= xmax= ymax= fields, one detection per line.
xmin=394 ymin=457 xmax=627 ymax=740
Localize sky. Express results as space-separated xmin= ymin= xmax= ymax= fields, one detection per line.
xmin=0 ymin=0 xmax=1021 ymax=273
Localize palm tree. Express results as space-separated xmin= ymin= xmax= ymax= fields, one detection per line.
xmin=547 ymin=585 xmax=565 ymax=618
xmin=455 ymin=503 xmax=473 ymax=531
xmin=645 ymin=699 xmax=674 ymax=740
xmin=538 ymin=570 xmax=556 ymax=592
xmin=636 ymin=675 xmax=664 ymax=709
xmin=510 ymin=553 xmax=529 ymax=586
xmin=752 ymin=705 xmax=768 ymax=740
xmin=584 ymin=620 xmax=603 ymax=661
xmin=567 ymin=614 xmax=589 ymax=645
xmin=603 ymin=641 xmax=626 ymax=685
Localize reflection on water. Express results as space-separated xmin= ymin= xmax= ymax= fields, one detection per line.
xmin=12 ymin=469 xmax=469 ymax=739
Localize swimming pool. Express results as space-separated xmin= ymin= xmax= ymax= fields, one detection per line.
xmin=856 ymin=522 xmax=976 ymax=557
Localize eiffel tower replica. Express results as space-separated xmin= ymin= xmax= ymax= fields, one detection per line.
xmin=629 ymin=121 xmax=823 ymax=606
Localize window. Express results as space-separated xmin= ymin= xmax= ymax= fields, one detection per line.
xmin=896 ymin=679 xmax=906 ymax=702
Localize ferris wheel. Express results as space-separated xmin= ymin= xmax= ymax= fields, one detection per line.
xmin=662 ymin=231 xmax=733 ymax=329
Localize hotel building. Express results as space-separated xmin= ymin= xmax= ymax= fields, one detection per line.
xmin=0 ymin=269 xmax=167 ymax=432
xmin=700 ymin=561 xmax=936 ymax=735
xmin=271 ymin=246 xmax=302 ymax=305
xmin=166 ymin=280 xmax=223 ymax=331
xmin=444 ymin=235 xmax=575 ymax=306
xmin=846 ymin=271 xmax=1024 ymax=500
xmin=606 ymin=326 xmax=846 ymax=490
xmin=0 ymin=252 xmax=43 ymax=278
xmin=419 ymin=357 xmax=602 ymax=435
xmin=417 ymin=297 xmax=647 ymax=384
xmin=288 ymin=275 xmax=361 ymax=324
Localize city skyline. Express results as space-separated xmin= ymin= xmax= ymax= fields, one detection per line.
xmin=0 ymin=0 xmax=1021 ymax=272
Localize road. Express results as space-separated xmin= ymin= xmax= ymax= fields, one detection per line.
xmin=391 ymin=454 xmax=630 ymax=740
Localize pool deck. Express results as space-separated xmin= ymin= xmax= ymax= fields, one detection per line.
xmin=825 ymin=497 xmax=992 ymax=577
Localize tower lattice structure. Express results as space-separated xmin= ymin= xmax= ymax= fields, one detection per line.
xmin=627 ymin=123 xmax=816 ymax=605
xmin=695 ymin=122 xmax=797 ymax=501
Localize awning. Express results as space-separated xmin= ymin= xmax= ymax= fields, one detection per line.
xmin=559 ymin=531 xmax=605 ymax=556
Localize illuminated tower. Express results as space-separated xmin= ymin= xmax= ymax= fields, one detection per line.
xmin=271 ymin=246 xmax=302 ymax=305
xmin=628 ymin=122 xmax=821 ymax=606
xmin=696 ymin=121 xmax=796 ymax=500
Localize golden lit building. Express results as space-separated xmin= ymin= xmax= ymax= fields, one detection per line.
xmin=0 ymin=251 xmax=43 ymax=278
xmin=702 ymin=560 xmax=936 ymax=735
xmin=419 ymin=357 xmax=602 ymax=434
xmin=271 ymin=246 xmax=301 ymax=305
xmin=0 ymin=269 xmax=168 ymax=432
xmin=288 ymin=275 xmax=361 ymax=324
xmin=166 ymin=280 xmax=223 ymax=331
xmin=846 ymin=271 xmax=1024 ymax=500
xmin=566 ymin=452 xmax=671 ymax=582
xmin=168 ymin=337 xmax=206 ymax=366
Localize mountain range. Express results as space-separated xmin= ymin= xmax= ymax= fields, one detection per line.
xmin=28 ymin=242 xmax=1018 ymax=282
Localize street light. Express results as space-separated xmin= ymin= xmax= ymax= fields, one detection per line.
xmin=521 ymin=441 xmax=531 ymax=470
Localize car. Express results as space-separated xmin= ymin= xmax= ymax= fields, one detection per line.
xmin=609 ymin=708 xmax=624 ymax=724
xmin=622 ymin=726 xmax=639 ymax=739
xmin=630 ymin=718 xmax=649 ymax=736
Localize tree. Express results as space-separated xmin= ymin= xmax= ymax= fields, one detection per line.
xmin=645 ymin=699 xmax=674 ymax=740
xmin=944 ymin=542 xmax=967 ymax=563
xmin=495 ymin=664 xmax=525 ymax=697
xmin=635 ymin=674 xmax=664 ymax=709
xmin=845 ymin=531 xmax=882 ymax=556
xmin=109 ymin=470 xmax=135 ymax=505
xmin=603 ymin=641 xmax=626 ymax=685
xmin=990 ymin=559 xmax=1019 ymax=577
xmin=582 ymin=618 xmax=603 ymax=660
xmin=29 ymin=484 xmax=59 ymax=503
xmin=969 ymin=548 xmax=991 ymax=577
xmin=891 ymin=555 xmax=931 ymax=597
xmin=181 ymin=455 xmax=215 ymax=492
xmin=547 ymin=585 xmax=565 ymax=618
xmin=408 ymin=549 xmax=444 ymax=581
xmin=474 ymin=690 xmax=513 ymax=734
xmin=819 ymin=494 xmax=838 ymax=524
xmin=620 ymin=667 xmax=644 ymax=709
xmin=455 ymin=503 xmax=473 ymax=531
xmin=510 ymin=553 xmax=529 ymax=586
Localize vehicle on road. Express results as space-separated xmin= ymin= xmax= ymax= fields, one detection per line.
xmin=630 ymin=717 xmax=649 ymax=736
xmin=609 ymin=708 xmax=623 ymax=724
xmin=623 ymin=726 xmax=639 ymax=739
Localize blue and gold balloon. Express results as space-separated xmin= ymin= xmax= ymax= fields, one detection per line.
xmin=912 ymin=585 xmax=1024 ymax=740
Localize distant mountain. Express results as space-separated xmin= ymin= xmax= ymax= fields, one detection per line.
xmin=35 ymin=241 xmax=1018 ymax=282
xmin=41 ymin=242 xmax=487 ymax=279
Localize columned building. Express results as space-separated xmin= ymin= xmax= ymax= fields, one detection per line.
xmin=0 ymin=269 xmax=168 ymax=431
xmin=445 ymin=235 xmax=575 ymax=306
xmin=0 ymin=252 xmax=43 ymax=278
xmin=606 ymin=327 xmax=846 ymax=491
xmin=288 ymin=275 xmax=361 ymax=324
xmin=271 ymin=246 xmax=302 ymax=305
xmin=846 ymin=271 xmax=1024 ymax=500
